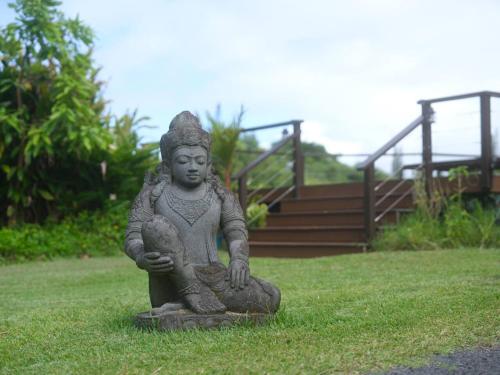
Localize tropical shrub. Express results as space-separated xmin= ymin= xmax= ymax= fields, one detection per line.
xmin=373 ymin=167 xmax=499 ymax=250
xmin=246 ymin=202 xmax=268 ymax=229
xmin=206 ymin=105 xmax=244 ymax=189
xmin=0 ymin=0 xmax=110 ymax=224
xmin=0 ymin=202 xmax=129 ymax=263
xmin=0 ymin=0 xmax=157 ymax=225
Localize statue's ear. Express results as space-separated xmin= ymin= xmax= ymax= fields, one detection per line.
xmin=209 ymin=164 xmax=218 ymax=178
xmin=160 ymin=160 xmax=170 ymax=174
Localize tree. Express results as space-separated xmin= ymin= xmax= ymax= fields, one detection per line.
xmin=103 ymin=111 xmax=158 ymax=203
xmin=233 ymin=138 xmax=386 ymax=189
xmin=233 ymin=132 xmax=261 ymax=175
xmin=0 ymin=0 xmax=144 ymax=225
xmin=206 ymin=105 xmax=244 ymax=189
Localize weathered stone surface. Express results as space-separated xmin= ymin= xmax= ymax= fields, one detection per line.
xmin=134 ymin=310 xmax=271 ymax=331
xmin=124 ymin=111 xmax=280 ymax=329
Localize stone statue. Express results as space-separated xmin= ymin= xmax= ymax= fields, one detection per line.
xmin=125 ymin=111 xmax=280 ymax=330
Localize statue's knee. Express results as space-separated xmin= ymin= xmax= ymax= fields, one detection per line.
xmin=142 ymin=215 xmax=182 ymax=254
xmin=267 ymin=284 xmax=281 ymax=313
xmin=258 ymin=280 xmax=281 ymax=313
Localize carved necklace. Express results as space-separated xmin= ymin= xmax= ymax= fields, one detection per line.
xmin=164 ymin=185 xmax=213 ymax=226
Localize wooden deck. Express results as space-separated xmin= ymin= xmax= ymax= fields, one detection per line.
xmin=248 ymin=175 xmax=500 ymax=258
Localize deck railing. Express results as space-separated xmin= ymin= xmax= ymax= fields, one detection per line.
xmin=357 ymin=90 xmax=500 ymax=244
xmin=232 ymin=120 xmax=304 ymax=217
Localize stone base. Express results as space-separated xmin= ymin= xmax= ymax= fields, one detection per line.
xmin=134 ymin=309 xmax=272 ymax=331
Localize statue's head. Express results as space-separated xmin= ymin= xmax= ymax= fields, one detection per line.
xmin=160 ymin=111 xmax=211 ymax=188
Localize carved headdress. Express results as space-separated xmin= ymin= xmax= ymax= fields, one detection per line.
xmin=160 ymin=111 xmax=211 ymax=161
xmin=150 ymin=111 xmax=227 ymax=204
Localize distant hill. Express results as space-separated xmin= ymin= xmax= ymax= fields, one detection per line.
xmin=233 ymin=135 xmax=384 ymax=188
xmin=302 ymin=142 xmax=364 ymax=185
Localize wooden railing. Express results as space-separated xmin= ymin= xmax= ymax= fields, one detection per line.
xmin=357 ymin=90 xmax=500 ymax=243
xmin=232 ymin=120 xmax=304 ymax=216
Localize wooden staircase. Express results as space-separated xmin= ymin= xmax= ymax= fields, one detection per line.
xmin=248 ymin=180 xmax=414 ymax=257
xmin=235 ymin=91 xmax=500 ymax=258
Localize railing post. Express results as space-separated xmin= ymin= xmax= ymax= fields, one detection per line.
xmin=421 ymin=102 xmax=434 ymax=197
xmin=480 ymin=93 xmax=492 ymax=191
xmin=293 ymin=120 xmax=304 ymax=198
xmin=364 ymin=163 xmax=375 ymax=244
xmin=238 ymin=175 xmax=248 ymax=218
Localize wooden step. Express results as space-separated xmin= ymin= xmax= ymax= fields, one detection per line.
xmin=298 ymin=180 xmax=413 ymax=198
xmin=280 ymin=194 xmax=413 ymax=213
xmin=249 ymin=226 xmax=365 ymax=243
xmin=266 ymin=209 xmax=408 ymax=226
xmin=252 ymin=180 xmax=414 ymax=204
xmin=249 ymin=241 xmax=366 ymax=258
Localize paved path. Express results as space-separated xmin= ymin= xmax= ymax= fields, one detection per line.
xmin=375 ymin=345 xmax=500 ymax=375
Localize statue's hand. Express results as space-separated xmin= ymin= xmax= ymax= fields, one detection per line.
xmin=226 ymin=259 xmax=249 ymax=290
xmin=136 ymin=252 xmax=174 ymax=274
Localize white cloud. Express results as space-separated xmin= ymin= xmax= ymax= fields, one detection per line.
xmin=302 ymin=120 xmax=363 ymax=153
xmin=2 ymin=0 xmax=500 ymax=158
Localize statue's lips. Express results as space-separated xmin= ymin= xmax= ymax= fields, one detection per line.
xmin=186 ymin=174 xmax=200 ymax=179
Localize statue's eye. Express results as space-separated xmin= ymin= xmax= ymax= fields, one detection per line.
xmin=176 ymin=156 xmax=190 ymax=164
xmin=195 ymin=156 xmax=206 ymax=165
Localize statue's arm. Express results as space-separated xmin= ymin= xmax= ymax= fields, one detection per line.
xmin=221 ymin=191 xmax=250 ymax=289
xmin=124 ymin=184 xmax=154 ymax=262
xmin=220 ymin=191 xmax=249 ymax=263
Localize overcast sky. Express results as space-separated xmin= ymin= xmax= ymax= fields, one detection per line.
xmin=2 ymin=0 xmax=500 ymax=169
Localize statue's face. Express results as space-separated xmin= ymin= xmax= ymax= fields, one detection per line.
xmin=171 ymin=145 xmax=208 ymax=188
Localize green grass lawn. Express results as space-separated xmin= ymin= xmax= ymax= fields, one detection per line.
xmin=0 ymin=249 xmax=499 ymax=374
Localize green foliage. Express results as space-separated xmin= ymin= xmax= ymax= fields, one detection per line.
xmin=303 ymin=142 xmax=366 ymax=184
xmin=373 ymin=200 xmax=499 ymax=251
xmin=238 ymin=140 xmax=386 ymax=190
xmin=373 ymin=210 xmax=441 ymax=251
xmin=246 ymin=201 xmax=268 ymax=229
xmin=0 ymin=0 xmax=109 ymax=224
xmin=0 ymin=1 xmax=158 ymax=225
xmin=374 ymin=167 xmax=499 ymax=251
xmin=232 ymin=132 xmax=261 ymax=179
xmin=443 ymin=198 xmax=498 ymax=249
xmin=243 ymin=141 xmax=294 ymax=190
xmin=0 ymin=202 xmax=128 ymax=263
xmin=101 ymin=111 xmax=158 ymax=203
xmin=206 ymin=105 xmax=244 ymax=188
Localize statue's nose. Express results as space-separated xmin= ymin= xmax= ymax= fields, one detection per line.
xmin=188 ymin=161 xmax=198 ymax=171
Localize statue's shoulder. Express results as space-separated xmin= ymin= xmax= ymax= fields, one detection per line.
xmin=140 ymin=163 xmax=170 ymax=201
xmin=135 ymin=172 xmax=157 ymax=199
xmin=216 ymin=185 xmax=244 ymax=220
xmin=130 ymin=168 xmax=167 ymax=214
xmin=143 ymin=167 xmax=162 ymax=186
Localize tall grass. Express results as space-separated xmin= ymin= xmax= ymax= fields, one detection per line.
xmin=374 ymin=168 xmax=499 ymax=251
xmin=373 ymin=201 xmax=498 ymax=251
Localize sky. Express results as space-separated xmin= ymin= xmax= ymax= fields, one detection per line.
xmin=1 ymin=0 xmax=500 ymax=171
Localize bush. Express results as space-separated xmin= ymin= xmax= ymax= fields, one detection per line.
xmin=374 ymin=166 xmax=500 ymax=251
xmin=0 ymin=203 xmax=129 ymax=263
xmin=444 ymin=199 xmax=498 ymax=248
xmin=373 ymin=198 xmax=499 ymax=251
xmin=372 ymin=211 xmax=443 ymax=251
xmin=246 ymin=202 xmax=268 ymax=229
xmin=0 ymin=1 xmax=158 ymax=226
